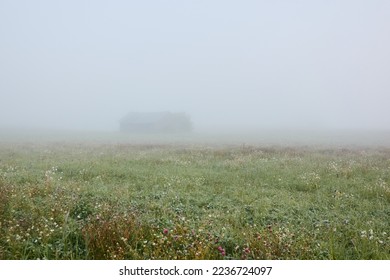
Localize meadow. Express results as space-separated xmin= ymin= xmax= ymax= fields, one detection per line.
xmin=0 ymin=132 xmax=389 ymax=259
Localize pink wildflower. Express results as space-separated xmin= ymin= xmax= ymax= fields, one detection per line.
xmin=217 ymin=246 xmax=226 ymax=256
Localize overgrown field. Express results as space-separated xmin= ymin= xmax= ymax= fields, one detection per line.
xmin=0 ymin=141 xmax=389 ymax=259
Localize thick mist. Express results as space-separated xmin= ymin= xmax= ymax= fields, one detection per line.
xmin=1 ymin=0 xmax=389 ymax=134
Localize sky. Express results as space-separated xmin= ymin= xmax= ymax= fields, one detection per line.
xmin=0 ymin=0 xmax=389 ymax=132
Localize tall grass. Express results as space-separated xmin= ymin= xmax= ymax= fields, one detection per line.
xmin=0 ymin=142 xmax=389 ymax=259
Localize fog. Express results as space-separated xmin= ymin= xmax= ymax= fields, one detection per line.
xmin=1 ymin=0 xmax=389 ymax=135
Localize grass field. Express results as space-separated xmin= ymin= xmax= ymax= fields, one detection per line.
xmin=0 ymin=131 xmax=389 ymax=259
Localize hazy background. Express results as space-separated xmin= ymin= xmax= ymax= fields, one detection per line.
xmin=1 ymin=0 xmax=389 ymax=133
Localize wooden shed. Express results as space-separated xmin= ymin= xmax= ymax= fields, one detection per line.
xmin=119 ymin=112 xmax=193 ymax=133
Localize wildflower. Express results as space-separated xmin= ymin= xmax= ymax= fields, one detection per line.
xmin=163 ymin=228 xmax=169 ymax=235
xmin=217 ymin=246 xmax=226 ymax=256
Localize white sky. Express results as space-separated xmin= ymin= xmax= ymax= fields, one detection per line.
xmin=1 ymin=0 xmax=389 ymax=131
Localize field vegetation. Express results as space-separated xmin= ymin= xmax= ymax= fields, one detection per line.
xmin=0 ymin=137 xmax=389 ymax=259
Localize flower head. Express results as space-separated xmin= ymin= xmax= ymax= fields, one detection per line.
xmin=217 ymin=246 xmax=226 ymax=256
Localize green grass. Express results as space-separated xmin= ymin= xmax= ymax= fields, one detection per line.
xmin=0 ymin=141 xmax=389 ymax=259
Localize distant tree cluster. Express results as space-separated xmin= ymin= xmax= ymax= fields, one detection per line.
xmin=120 ymin=112 xmax=193 ymax=133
